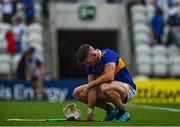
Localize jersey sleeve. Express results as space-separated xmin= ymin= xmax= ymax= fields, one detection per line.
xmin=34 ymin=55 xmax=45 ymax=67
xmin=103 ymin=51 xmax=118 ymax=64
xmin=85 ymin=65 xmax=94 ymax=75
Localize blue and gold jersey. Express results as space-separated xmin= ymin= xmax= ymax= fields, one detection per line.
xmin=86 ymin=49 xmax=136 ymax=90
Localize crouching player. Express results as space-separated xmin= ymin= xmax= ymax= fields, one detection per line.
xmin=73 ymin=44 xmax=136 ymax=122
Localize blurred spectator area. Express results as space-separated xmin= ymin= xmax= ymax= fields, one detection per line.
xmin=0 ymin=0 xmax=123 ymax=80
xmin=51 ymin=0 xmax=122 ymax=3
xmin=0 ymin=0 xmax=44 ymax=79
xmin=1 ymin=0 xmax=180 ymax=80
xmin=127 ymin=0 xmax=180 ymax=78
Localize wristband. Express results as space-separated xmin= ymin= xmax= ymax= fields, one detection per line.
xmin=88 ymin=108 xmax=94 ymax=115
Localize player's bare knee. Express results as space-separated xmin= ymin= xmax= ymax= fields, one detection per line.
xmin=73 ymin=92 xmax=80 ymax=100
xmin=75 ymin=94 xmax=86 ymax=102
xmin=73 ymin=88 xmax=79 ymax=99
xmin=73 ymin=91 xmax=83 ymax=101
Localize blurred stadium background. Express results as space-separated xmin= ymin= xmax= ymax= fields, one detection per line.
xmin=0 ymin=0 xmax=180 ymax=126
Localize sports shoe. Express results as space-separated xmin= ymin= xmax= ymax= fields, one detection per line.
xmin=116 ymin=112 xmax=130 ymax=122
xmin=104 ymin=108 xmax=119 ymax=121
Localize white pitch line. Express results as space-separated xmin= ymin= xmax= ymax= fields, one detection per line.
xmin=6 ymin=118 xmax=47 ymax=122
xmin=127 ymin=104 xmax=180 ymax=113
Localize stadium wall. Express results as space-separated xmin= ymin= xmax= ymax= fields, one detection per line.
xmin=48 ymin=3 xmax=130 ymax=79
xmin=0 ymin=79 xmax=180 ymax=103
xmin=0 ymin=79 xmax=86 ymax=102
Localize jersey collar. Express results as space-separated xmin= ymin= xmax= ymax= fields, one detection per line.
xmin=96 ymin=49 xmax=102 ymax=63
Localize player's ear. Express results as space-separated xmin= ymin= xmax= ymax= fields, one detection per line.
xmin=90 ymin=51 xmax=96 ymax=56
xmin=93 ymin=53 xmax=96 ymax=56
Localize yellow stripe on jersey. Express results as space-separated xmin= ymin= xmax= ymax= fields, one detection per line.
xmin=114 ymin=58 xmax=125 ymax=75
xmin=98 ymin=58 xmax=125 ymax=77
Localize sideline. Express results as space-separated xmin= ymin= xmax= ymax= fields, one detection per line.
xmin=127 ymin=104 xmax=180 ymax=112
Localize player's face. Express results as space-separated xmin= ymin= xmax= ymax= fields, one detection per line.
xmin=85 ymin=52 xmax=99 ymax=66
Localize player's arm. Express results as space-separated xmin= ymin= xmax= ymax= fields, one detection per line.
xmin=25 ymin=66 xmax=31 ymax=81
xmin=87 ymin=62 xmax=116 ymax=89
xmin=39 ymin=63 xmax=45 ymax=76
xmin=88 ymin=74 xmax=96 ymax=82
xmin=87 ymin=74 xmax=97 ymax=121
xmin=36 ymin=56 xmax=45 ymax=77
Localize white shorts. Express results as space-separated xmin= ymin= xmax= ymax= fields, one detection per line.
xmin=121 ymin=83 xmax=136 ymax=103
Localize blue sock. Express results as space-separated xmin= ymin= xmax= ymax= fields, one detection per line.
xmin=118 ymin=107 xmax=125 ymax=116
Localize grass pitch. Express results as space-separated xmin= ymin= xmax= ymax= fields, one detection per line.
xmin=0 ymin=101 xmax=180 ymax=126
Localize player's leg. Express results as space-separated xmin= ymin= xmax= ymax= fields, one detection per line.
xmin=31 ymin=77 xmax=45 ymax=100
xmin=73 ymin=85 xmax=115 ymax=111
xmin=87 ymin=87 xmax=121 ymax=121
xmin=73 ymin=85 xmax=86 ymax=101
xmin=100 ymin=81 xmax=131 ymax=122
xmin=100 ymin=81 xmax=127 ymax=108
xmin=73 ymin=85 xmax=122 ymax=121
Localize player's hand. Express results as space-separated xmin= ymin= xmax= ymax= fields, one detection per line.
xmin=87 ymin=113 xmax=93 ymax=121
xmin=82 ymin=86 xmax=90 ymax=97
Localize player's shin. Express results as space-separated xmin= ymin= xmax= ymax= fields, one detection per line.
xmin=87 ymin=88 xmax=97 ymax=121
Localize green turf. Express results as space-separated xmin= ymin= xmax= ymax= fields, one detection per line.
xmin=0 ymin=101 xmax=180 ymax=126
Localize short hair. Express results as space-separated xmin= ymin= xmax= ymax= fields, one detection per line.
xmin=76 ymin=44 xmax=91 ymax=64
xmin=27 ymin=47 xmax=36 ymax=54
